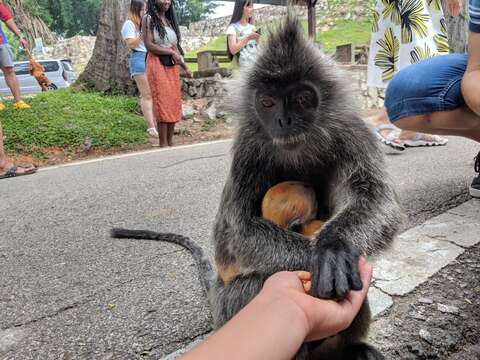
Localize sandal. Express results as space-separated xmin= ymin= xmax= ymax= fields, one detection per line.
xmin=372 ymin=124 xmax=405 ymax=151
xmin=0 ymin=164 xmax=37 ymax=179
xmin=402 ymin=133 xmax=448 ymax=147
xmin=147 ymin=127 xmax=159 ymax=137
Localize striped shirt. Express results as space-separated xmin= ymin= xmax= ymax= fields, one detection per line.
xmin=470 ymin=0 xmax=480 ymax=33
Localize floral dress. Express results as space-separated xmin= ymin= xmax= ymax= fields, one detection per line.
xmin=367 ymin=0 xmax=450 ymax=88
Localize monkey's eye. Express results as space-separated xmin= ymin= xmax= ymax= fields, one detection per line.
xmin=259 ymin=96 xmax=275 ymax=108
xmin=294 ymin=90 xmax=316 ymax=109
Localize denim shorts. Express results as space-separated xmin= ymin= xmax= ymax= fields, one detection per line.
xmin=385 ymin=54 xmax=467 ymax=122
xmin=129 ymin=50 xmax=146 ymax=77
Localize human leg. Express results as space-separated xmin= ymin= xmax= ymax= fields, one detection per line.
xmin=0 ymin=123 xmax=36 ymax=177
xmin=133 ymin=74 xmax=157 ymax=134
xmin=157 ymin=122 xmax=168 ymax=148
xmin=385 ymin=53 xmax=480 ymax=197
xmin=167 ymin=123 xmax=175 ymax=147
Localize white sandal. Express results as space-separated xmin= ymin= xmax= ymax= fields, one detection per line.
xmin=147 ymin=127 xmax=158 ymax=137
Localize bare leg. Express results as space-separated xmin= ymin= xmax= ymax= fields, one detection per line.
xmin=167 ymin=123 xmax=175 ymax=147
xmin=157 ymin=122 xmax=168 ymax=148
xmin=133 ymin=74 xmax=156 ymax=131
xmin=394 ymin=106 xmax=480 ymax=142
xmin=461 ymin=32 xmax=480 ymax=117
xmin=1 ymin=66 xmax=22 ymax=103
xmin=0 ymin=124 xmax=35 ymax=175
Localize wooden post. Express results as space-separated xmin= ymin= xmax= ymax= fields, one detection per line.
xmin=307 ymin=0 xmax=316 ymax=39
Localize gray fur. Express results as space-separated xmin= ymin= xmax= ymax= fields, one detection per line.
xmin=212 ymin=15 xmax=403 ymax=359
xmin=111 ymin=15 xmax=403 ymax=360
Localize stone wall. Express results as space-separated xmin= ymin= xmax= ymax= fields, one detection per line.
xmin=43 ymin=35 xmax=96 ymax=73
xmin=181 ymin=1 xmax=370 ymax=51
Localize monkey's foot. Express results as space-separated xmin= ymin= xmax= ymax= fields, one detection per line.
xmin=340 ymin=343 xmax=385 ymax=360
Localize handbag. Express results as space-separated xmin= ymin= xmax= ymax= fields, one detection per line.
xmin=159 ymin=54 xmax=176 ymax=67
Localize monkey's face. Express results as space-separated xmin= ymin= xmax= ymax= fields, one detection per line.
xmin=254 ymin=83 xmax=319 ymax=150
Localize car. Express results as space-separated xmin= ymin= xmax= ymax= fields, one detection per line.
xmin=0 ymin=59 xmax=77 ymax=95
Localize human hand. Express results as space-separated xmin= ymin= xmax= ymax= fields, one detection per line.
xmin=261 ymin=257 xmax=372 ymax=342
xmin=184 ymin=67 xmax=193 ymax=78
xmin=447 ymin=0 xmax=461 ymax=16
xmin=20 ymin=38 xmax=28 ymax=49
xmin=248 ymin=32 xmax=261 ymax=42
xmin=172 ymin=51 xmax=182 ymax=64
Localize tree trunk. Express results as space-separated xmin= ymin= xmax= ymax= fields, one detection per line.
xmin=77 ymin=0 xmax=136 ymax=95
xmin=4 ymin=0 xmax=55 ymax=45
xmin=442 ymin=0 xmax=469 ymax=53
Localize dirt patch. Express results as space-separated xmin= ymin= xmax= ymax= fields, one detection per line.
xmin=371 ymin=244 xmax=480 ymax=359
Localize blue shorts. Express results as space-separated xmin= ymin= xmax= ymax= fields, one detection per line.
xmin=129 ymin=50 xmax=146 ymax=77
xmin=385 ymin=54 xmax=467 ymax=122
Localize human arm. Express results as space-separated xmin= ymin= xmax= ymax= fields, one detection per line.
xmin=180 ymin=258 xmax=373 ymax=360
xmin=2 ymin=9 xmax=28 ymax=48
xmin=171 ymin=44 xmax=192 ymax=78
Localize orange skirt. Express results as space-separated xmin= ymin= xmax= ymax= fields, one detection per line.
xmin=146 ymin=53 xmax=182 ymax=123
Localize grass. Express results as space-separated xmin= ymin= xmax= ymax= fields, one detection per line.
xmin=184 ymin=18 xmax=372 ymax=71
xmin=315 ymin=19 xmax=372 ymax=53
xmin=1 ymin=89 xmax=148 ymax=154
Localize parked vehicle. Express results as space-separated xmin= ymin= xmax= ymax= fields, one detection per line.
xmin=0 ymin=59 xmax=77 ymax=95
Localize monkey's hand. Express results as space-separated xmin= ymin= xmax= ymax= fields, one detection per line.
xmin=310 ymin=236 xmax=363 ymax=300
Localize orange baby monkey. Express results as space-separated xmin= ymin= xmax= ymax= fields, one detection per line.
xmin=217 ymin=181 xmax=324 ymax=288
xmin=261 ymin=181 xmax=324 ymax=238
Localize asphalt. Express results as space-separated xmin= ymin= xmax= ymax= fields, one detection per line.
xmin=0 ymin=137 xmax=478 ymax=359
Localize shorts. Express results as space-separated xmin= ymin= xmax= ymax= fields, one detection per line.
xmin=385 ymin=54 xmax=467 ymax=122
xmin=129 ymin=50 xmax=146 ymax=77
xmin=0 ymin=44 xmax=14 ymax=68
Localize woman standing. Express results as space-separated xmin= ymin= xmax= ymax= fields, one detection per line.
xmin=226 ymin=0 xmax=261 ymax=68
xmin=143 ymin=0 xmax=191 ymax=147
xmin=367 ymin=0 xmax=460 ymax=149
xmin=121 ymin=0 xmax=158 ymax=138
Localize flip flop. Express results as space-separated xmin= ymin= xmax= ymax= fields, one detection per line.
xmin=371 ymin=124 xmax=406 ymax=151
xmin=403 ymin=133 xmax=448 ymax=147
xmin=0 ymin=164 xmax=37 ymax=179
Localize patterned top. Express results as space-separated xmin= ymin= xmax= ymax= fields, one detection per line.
xmin=367 ymin=0 xmax=449 ymax=88
xmin=226 ymin=22 xmax=258 ymax=67
xmin=0 ymin=4 xmax=13 ymax=45
xmin=470 ymin=0 xmax=480 ymax=33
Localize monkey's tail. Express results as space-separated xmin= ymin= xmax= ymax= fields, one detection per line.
xmin=110 ymin=228 xmax=215 ymax=295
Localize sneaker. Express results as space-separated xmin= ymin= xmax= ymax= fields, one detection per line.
xmin=14 ymin=100 xmax=31 ymax=110
xmin=0 ymin=103 xmax=5 ymax=111
xmin=470 ymin=151 xmax=480 ymax=198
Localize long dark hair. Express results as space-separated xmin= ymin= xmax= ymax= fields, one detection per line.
xmin=146 ymin=0 xmax=184 ymax=55
xmin=227 ymin=0 xmax=254 ymax=61
xmin=128 ymin=0 xmax=145 ymax=29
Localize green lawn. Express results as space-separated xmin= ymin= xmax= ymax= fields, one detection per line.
xmin=315 ymin=19 xmax=372 ymax=53
xmin=184 ymin=18 xmax=372 ymax=70
xmin=1 ymin=89 xmax=148 ymax=155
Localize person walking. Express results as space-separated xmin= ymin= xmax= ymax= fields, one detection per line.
xmin=142 ymin=0 xmax=191 ymax=148
xmin=0 ymin=0 xmax=30 ymax=110
xmin=121 ymin=0 xmax=158 ymax=139
xmin=367 ymin=0 xmax=460 ymax=149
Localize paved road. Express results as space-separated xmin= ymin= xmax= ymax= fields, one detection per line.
xmin=0 ymin=137 xmax=478 ymax=359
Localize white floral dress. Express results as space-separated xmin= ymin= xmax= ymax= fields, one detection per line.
xmin=367 ymin=0 xmax=450 ymax=88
